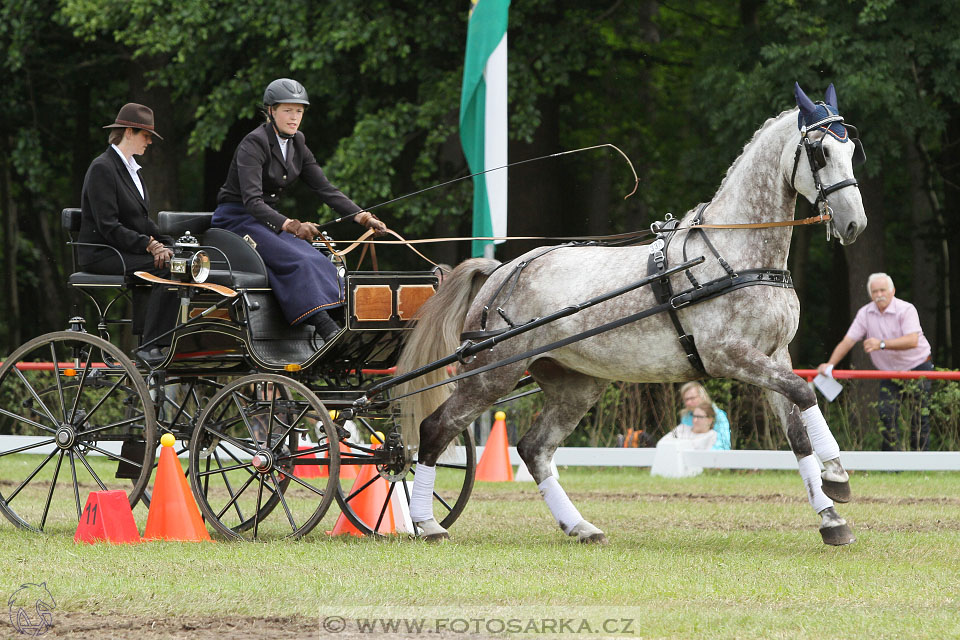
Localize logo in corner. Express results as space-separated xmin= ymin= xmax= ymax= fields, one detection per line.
xmin=8 ymin=582 xmax=56 ymax=636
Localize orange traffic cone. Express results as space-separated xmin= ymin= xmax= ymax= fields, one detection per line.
xmin=329 ymin=433 xmax=395 ymax=536
xmin=143 ymin=434 xmax=212 ymax=542
xmin=476 ymin=411 xmax=514 ymax=481
xmin=74 ymin=490 xmax=140 ymax=544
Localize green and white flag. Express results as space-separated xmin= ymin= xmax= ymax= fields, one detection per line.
xmin=459 ymin=0 xmax=509 ymax=258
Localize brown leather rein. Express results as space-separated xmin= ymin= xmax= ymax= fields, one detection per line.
xmin=320 ymin=212 xmax=833 ymax=268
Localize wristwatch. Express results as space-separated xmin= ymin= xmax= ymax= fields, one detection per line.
xmin=880 ymin=340 xmax=886 ymax=350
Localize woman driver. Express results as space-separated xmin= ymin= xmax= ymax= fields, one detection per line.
xmin=212 ymin=78 xmax=386 ymax=341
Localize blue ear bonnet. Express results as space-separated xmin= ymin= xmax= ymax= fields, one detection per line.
xmin=797 ymin=103 xmax=851 ymax=143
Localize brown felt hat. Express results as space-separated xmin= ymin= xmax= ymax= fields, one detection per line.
xmin=103 ymin=103 xmax=164 ymax=140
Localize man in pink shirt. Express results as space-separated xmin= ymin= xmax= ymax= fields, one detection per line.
xmin=817 ymin=273 xmax=933 ymax=450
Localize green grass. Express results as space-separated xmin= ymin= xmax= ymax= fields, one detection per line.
xmin=2 ymin=466 xmax=959 ymax=638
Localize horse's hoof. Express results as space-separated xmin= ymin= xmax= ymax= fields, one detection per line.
xmin=414 ymin=519 xmax=449 ymax=542
xmin=569 ymin=520 xmax=607 ymax=544
xmin=820 ymin=523 xmax=856 ymax=546
xmin=579 ymin=532 xmax=608 ymax=545
xmin=822 ymin=478 xmax=852 ymax=503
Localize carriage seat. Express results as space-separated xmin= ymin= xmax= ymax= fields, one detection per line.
xmin=62 ymin=208 xmax=127 ymax=287
xmin=158 ymin=211 xmax=269 ymax=289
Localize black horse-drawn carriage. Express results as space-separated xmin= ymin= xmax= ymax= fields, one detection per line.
xmin=0 ymin=209 xmax=475 ymax=540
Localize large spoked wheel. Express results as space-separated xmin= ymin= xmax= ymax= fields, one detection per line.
xmin=0 ymin=331 xmax=156 ymax=532
xmin=188 ymin=374 xmax=339 ymax=541
xmin=335 ymin=417 xmax=475 ymax=537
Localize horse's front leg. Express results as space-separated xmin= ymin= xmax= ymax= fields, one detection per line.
xmin=764 ymin=389 xmax=855 ymax=545
xmin=706 ymin=343 xmax=851 ymax=501
xmin=705 ymin=344 xmax=854 ymax=545
xmin=517 ymin=360 xmax=609 ymax=544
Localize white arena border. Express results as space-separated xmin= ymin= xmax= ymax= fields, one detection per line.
xmin=4 ymin=438 xmax=959 ymax=472
xmin=477 ymin=447 xmax=960 ymax=472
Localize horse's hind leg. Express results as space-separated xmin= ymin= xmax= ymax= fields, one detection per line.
xmin=409 ymin=363 xmax=527 ymax=540
xmin=764 ymin=388 xmax=855 ymax=546
xmin=705 ymin=344 xmax=851 ymax=502
xmin=516 ymin=358 xmax=609 ymax=544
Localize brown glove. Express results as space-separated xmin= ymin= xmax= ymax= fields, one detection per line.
xmin=295 ymin=221 xmax=320 ymax=241
xmin=355 ymin=211 xmax=387 ymax=235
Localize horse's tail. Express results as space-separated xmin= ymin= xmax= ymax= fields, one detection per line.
xmin=396 ymin=258 xmax=501 ymax=452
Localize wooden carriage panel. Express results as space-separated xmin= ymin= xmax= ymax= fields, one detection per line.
xmin=397 ymin=285 xmax=435 ymax=320
xmin=353 ymin=285 xmax=393 ymax=321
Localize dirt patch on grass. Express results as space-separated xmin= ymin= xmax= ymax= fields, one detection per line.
xmin=40 ymin=611 xmax=489 ymax=639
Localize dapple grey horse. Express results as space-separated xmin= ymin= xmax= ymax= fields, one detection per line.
xmin=399 ymin=83 xmax=866 ymax=546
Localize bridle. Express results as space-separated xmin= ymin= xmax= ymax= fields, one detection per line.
xmin=789 ymin=103 xmax=866 ymax=230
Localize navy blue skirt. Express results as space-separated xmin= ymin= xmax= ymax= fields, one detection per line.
xmin=212 ymin=203 xmax=344 ymax=324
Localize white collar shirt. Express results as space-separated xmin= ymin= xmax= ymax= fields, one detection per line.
xmin=111 ymin=144 xmax=145 ymax=199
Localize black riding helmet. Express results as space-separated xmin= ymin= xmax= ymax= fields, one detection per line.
xmin=263 ymin=78 xmax=310 ymax=106
xmin=263 ymin=78 xmax=310 ymax=139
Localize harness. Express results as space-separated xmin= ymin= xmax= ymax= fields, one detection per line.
xmin=646 ymin=204 xmax=793 ymax=374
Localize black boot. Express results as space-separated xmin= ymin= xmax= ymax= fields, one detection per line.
xmin=305 ymin=310 xmax=342 ymax=342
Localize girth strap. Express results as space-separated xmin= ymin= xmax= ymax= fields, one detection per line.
xmin=647 ymin=213 xmax=706 ymax=374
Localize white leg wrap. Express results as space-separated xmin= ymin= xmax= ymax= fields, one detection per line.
xmin=409 ymin=464 xmax=436 ymax=523
xmin=801 ymin=404 xmax=841 ymax=462
xmin=538 ymin=476 xmax=583 ymax=535
xmin=798 ymin=455 xmax=834 ymax=513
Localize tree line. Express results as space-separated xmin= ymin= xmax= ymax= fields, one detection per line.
xmin=1 ymin=0 xmax=959 ymax=371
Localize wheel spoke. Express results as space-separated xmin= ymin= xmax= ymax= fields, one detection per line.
xmin=201 ymin=421 xmax=257 ymax=456
xmin=232 ymin=392 xmax=261 ymax=444
xmin=0 ymin=407 xmax=56 ymax=434
xmin=433 ymin=490 xmax=453 ymax=514
xmin=79 ymin=413 xmax=146 ymax=436
xmin=68 ymin=347 xmax=96 ymax=424
xmin=253 ymin=475 xmax=266 ymax=539
xmin=68 ymin=451 xmax=82 ymax=520
xmin=274 ymin=467 xmax=328 ymax=497
xmin=270 ymin=470 xmax=298 ymax=531
xmin=215 ymin=471 xmax=258 ymax=520
xmin=344 ymin=472 xmax=381 ymax=504
xmin=5 ymin=449 xmax=58 ymax=504
xmin=40 ymin=451 xmax=66 ymax=531
xmin=74 ymin=449 xmax=109 ymax=492
xmin=82 ymin=373 xmax=134 ymax=425
xmin=373 ymin=481 xmax=395 ymax=532
xmin=50 ymin=343 xmax=68 ymax=423
xmin=0 ymin=437 xmax=56 ymax=457
xmin=212 ymin=450 xmax=246 ymax=523
xmin=268 ymin=405 xmax=310 ymax=453
xmin=82 ymin=442 xmax=141 ymax=474
xmin=12 ymin=368 xmax=60 ymax=429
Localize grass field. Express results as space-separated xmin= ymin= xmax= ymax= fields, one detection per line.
xmin=1 ymin=465 xmax=959 ymax=639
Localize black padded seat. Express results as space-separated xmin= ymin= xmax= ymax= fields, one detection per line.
xmin=62 ymin=207 xmax=134 ymax=288
xmin=200 ymin=228 xmax=270 ymax=289
xmin=158 ymin=211 xmax=213 ymax=238
xmin=67 ymin=273 xmax=127 ymax=286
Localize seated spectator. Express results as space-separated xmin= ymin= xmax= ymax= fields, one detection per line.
xmin=658 ymin=400 xmax=718 ymax=450
xmin=677 ymin=382 xmax=731 ymax=450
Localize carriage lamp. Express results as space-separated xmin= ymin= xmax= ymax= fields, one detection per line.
xmin=169 ymin=249 xmax=211 ymax=283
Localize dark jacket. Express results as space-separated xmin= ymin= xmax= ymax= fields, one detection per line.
xmin=78 ymin=147 xmax=169 ymax=266
xmin=217 ymin=122 xmax=362 ymax=233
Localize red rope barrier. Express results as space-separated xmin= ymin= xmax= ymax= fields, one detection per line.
xmin=793 ymin=369 xmax=960 ymax=382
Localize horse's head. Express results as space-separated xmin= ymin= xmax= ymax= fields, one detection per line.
xmin=786 ymin=82 xmax=867 ymax=245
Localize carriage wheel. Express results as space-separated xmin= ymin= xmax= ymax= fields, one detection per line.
xmin=0 ymin=331 xmax=156 ymax=532
xmin=188 ymin=374 xmax=339 ymax=541
xmin=134 ymin=375 xmax=234 ymax=508
xmin=335 ymin=419 xmax=475 ymax=537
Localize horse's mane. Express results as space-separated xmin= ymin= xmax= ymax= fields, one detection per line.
xmin=715 ymin=107 xmax=796 ymax=193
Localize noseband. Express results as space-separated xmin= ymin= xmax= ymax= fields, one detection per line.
xmin=789 ymin=105 xmax=866 ymax=219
